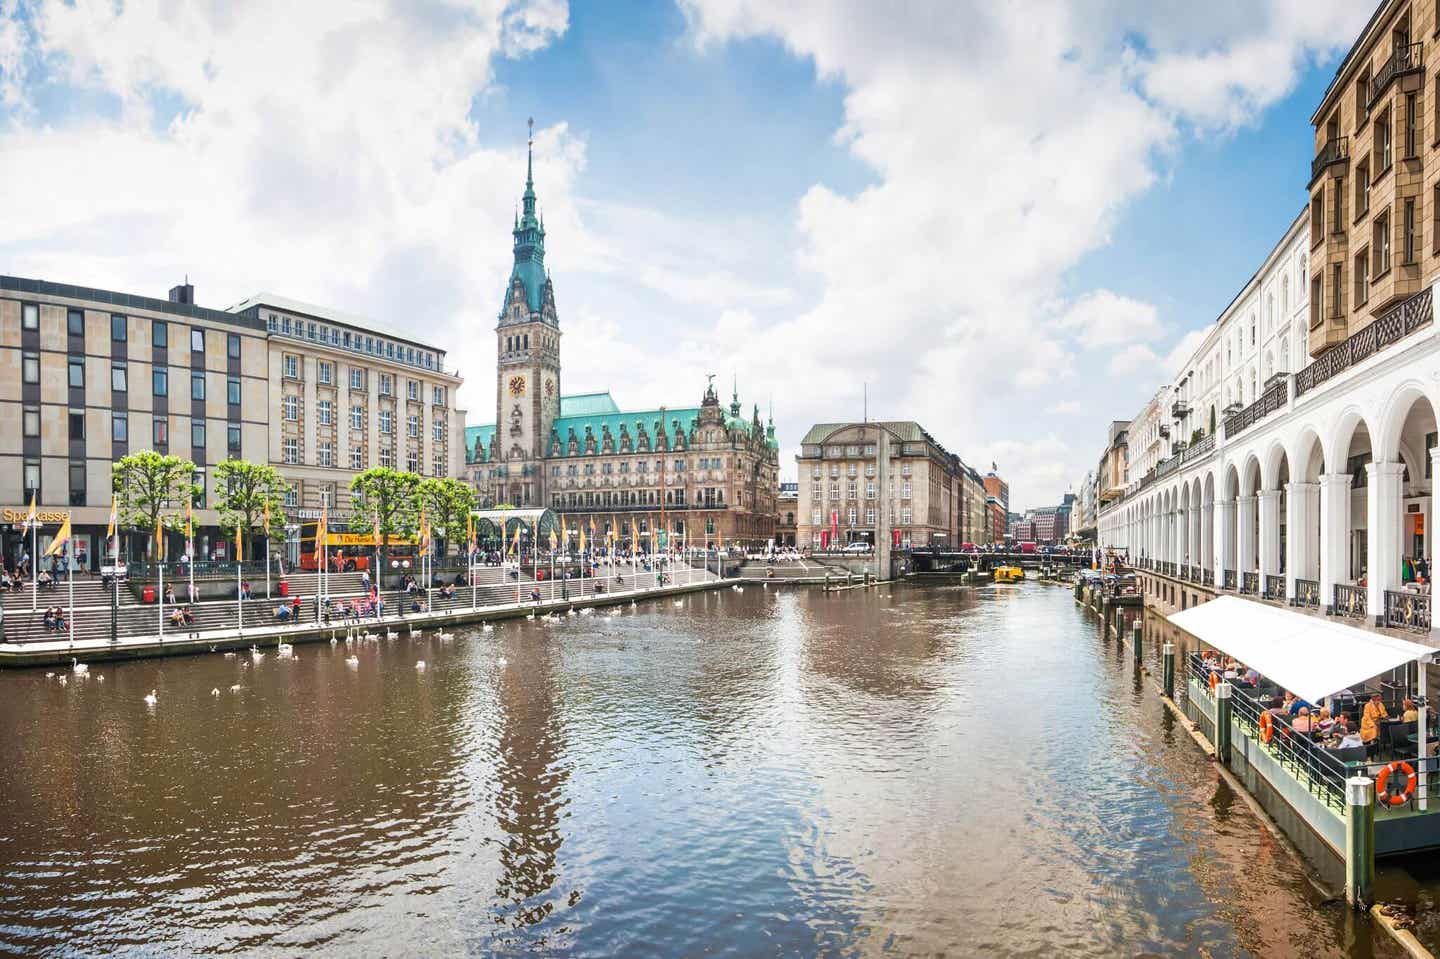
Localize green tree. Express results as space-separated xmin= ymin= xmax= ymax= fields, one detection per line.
xmin=349 ymin=467 xmax=421 ymax=569
xmin=112 ymin=451 xmax=198 ymax=559
xmin=214 ymin=459 xmax=288 ymax=560
xmin=417 ymin=477 xmax=477 ymax=556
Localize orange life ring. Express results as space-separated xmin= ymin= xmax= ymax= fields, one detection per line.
xmin=1375 ymin=761 xmax=1418 ymax=807
xmin=1258 ymin=711 xmax=1274 ymax=743
xmin=1208 ymin=671 xmax=1219 ymax=692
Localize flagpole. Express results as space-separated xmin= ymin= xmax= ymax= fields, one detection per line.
xmin=157 ymin=531 xmax=164 ymax=643
xmin=111 ymin=519 xmax=119 ymax=645
xmin=236 ymin=556 xmax=243 ymax=635
xmin=67 ymin=535 xmax=74 ymax=650
xmin=30 ymin=512 xmax=37 ymax=612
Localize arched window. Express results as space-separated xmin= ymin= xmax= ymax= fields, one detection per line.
xmin=1266 ymin=294 xmax=1274 ymax=332
xmin=1282 ymin=275 xmax=1290 ymax=315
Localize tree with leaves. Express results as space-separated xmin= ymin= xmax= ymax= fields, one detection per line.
xmin=349 ymin=467 xmax=421 ymax=570
xmin=112 ymin=451 xmax=198 ymax=560
xmin=214 ymin=459 xmax=289 ymax=561
xmin=417 ymin=477 xmax=477 ymax=557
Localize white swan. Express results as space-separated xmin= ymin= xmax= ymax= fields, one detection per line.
xmin=481 ymin=623 xmax=495 ymax=633
xmin=525 ymin=612 xmax=536 ymax=621
xmin=143 ymin=689 xmax=157 ymax=705
xmin=437 ymin=631 xmax=454 ymax=641
xmin=345 ymin=655 xmax=359 ymax=667
xmin=96 ymin=675 xmax=104 ymax=683
xmin=223 ymin=651 xmax=236 ymax=658
xmin=277 ymin=642 xmax=294 ymax=658
xmin=211 ymin=688 xmax=220 ymax=697
xmin=230 ymin=684 xmax=242 ymax=692
xmin=45 ymin=672 xmax=54 ymax=679
xmin=71 ymin=658 xmax=88 ymax=675
xmin=415 ymin=660 xmax=426 ymax=670
xmin=57 ymin=675 xmax=67 ymax=686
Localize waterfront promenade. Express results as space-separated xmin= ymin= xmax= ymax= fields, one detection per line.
xmin=0 ymin=561 xmax=727 ymax=668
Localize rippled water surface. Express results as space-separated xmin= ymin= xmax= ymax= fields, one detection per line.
xmin=0 ymin=583 xmax=1403 ymax=956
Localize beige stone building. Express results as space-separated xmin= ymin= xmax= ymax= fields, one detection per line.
xmin=0 ymin=277 xmax=270 ymax=566
xmin=226 ymin=294 xmax=466 ymax=532
xmin=796 ymin=421 xmax=961 ymax=549
xmin=1309 ymin=1 xmax=1439 ymax=356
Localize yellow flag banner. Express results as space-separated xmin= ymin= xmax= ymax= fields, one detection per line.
xmin=106 ymin=493 xmax=118 ymax=541
xmin=43 ymin=514 xmax=71 ymax=557
xmin=25 ymin=490 xmax=37 ymax=526
xmin=373 ymin=510 xmax=382 ymax=549
xmin=155 ymin=514 xmax=164 ymax=559
xmin=579 ymin=527 xmax=587 ymax=554
xmin=235 ymin=522 xmax=244 ymax=563
xmin=549 ymin=528 xmax=558 ymax=552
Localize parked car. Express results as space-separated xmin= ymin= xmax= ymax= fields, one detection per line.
xmin=1018 ymin=542 xmax=1038 ymax=554
xmin=843 ymin=542 xmax=873 ymax=553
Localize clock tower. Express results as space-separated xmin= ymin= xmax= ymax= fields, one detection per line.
xmin=495 ymin=119 xmax=562 ymax=505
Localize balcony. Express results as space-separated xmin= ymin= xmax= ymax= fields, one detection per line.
xmin=1296 ymin=286 xmax=1434 ymax=397
xmin=1170 ymin=399 xmax=1191 ymax=419
xmin=1309 ymin=136 xmax=1349 ymax=186
xmin=1223 ymin=379 xmax=1287 ymax=439
xmin=1369 ymin=42 xmax=1424 ymax=108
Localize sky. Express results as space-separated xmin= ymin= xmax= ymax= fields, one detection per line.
xmin=0 ymin=0 xmax=1379 ymax=511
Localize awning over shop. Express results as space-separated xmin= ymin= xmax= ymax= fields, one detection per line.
xmin=1167 ymin=596 xmax=1436 ymax=704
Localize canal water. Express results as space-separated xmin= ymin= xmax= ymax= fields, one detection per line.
xmin=0 ymin=583 xmax=1403 ymax=956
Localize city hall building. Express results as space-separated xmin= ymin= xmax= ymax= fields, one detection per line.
xmin=463 ymin=142 xmax=780 ymax=547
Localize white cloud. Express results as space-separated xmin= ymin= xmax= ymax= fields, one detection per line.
xmin=1055 ymin=290 xmax=1163 ymax=349
xmin=1046 ymin=400 xmax=1082 ymax=415
xmin=675 ymin=0 xmax=1367 ymax=508
xmin=1108 ymin=344 xmax=1159 ymax=376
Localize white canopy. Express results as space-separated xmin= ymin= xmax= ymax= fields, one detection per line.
xmin=1167 ymin=596 xmax=1435 ymax=704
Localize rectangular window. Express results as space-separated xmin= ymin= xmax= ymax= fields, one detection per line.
xmin=350 ymin=368 xmax=365 ymax=390
xmin=111 ymin=314 xmax=127 ymax=341
xmin=434 ymin=457 xmax=446 ymax=478
xmin=433 ymin=421 xmax=444 ymax=442
xmin=112 ymin=412 xmax=128 ymax=443
xmin=227 ymin=376 xmax=241 ymax=405
xmin=380 ymin=446 xmax=394 ymax=468
xmin=283 ymin=354 xmax=298 ymax=379
xmin=23 ymin=408 xmax=38 ymax=437
xmin=1355 ymin=248 xmax=1370 ymax=306
xmin=407 ymin=380 xmax=419 ymax=400
xmin=432 ymin=386 xmax=445 ymax=405
xmin=318 ymin=400 xmax=333 ymax=425
xmin=380 ymin=374 xmax=393 ymax=395
xmin=228 ymin=424 xmax=242 ymax=453
xmin=68 ymin=357 xmax=84 ymax=389
xmin=67 ymin=309 xmax=84 ymax=336
xmin=1356 ymin=157 xmax=1370 ymax=217
xmin=283 ymin=438 xmax=298 ymax=464
xmin=227 ymin=332 xmax=241 ymax=359
xmin=191 ymin=371 xmax=206 ymax=400
xmin=901 ymin=508 xmax=913 ymax=524
xmin=153 ymin=368 xmax=168 ymax=396
xmin=69 ymin=412 xmax=84 ymax=440
xmin=380 ymin=410 xmax=393 ymax=434
xmin=318 ymin=361 xmax=332 ymax=385
xmin=318 ymin=443 xmax=333 ymax=467
xmin=1310 ymin=275 xmax=1323 ymax=328
xmin=350 ymin=406 xmax=364 ymax=429
xmin=111 ymin=365 xmax=127 ymax=392
xmin=153 ymin=418 xmax=168 ymax=446
xmin=283 ymin=395 xmax=298 ymax=421
xmin=1375 ymin=210 xmax=1392 ymax=275
xmin=192 ymin=469 xmax=206 ymax=508
xmin=1378 ymin=107 xmax=1393 ymax=170
xmin=153 ymin=320 xmax=167 ymax=348
xmin=407 ymin=451 xmax=419 ymax=473
xmin=22 ymin=353 xmax=38 ymax=384
xmin=351 ymin=448 xmax=364 ymax=469
xmin=1406 ymin=92 xmax=1420 ymax=158
xmin=191 ymin=422 xmax=206 ymax=449
xmin=23 ymin=460 xmax=39 ymax=500
xmin=69 ymin=463 xmax=86 ymax=507
xmin=22 ymin=303 xmax=39 ymax=330
xmin=407 ymin=415 xmax=418 ymax=438
xmin=1357 ymin=70 xmax=1371 ymax=126
xmin=191 ymin=328 xmax=204 ymax=353
xmin=1405 ymin=196 xmax=1418 ymax=263
xmin=1310 ymin=193 xmax=1324 ymax=239
xmin=284 ymin=485 xmax=298 ymax=508
xmin=1331 ymin=176 xmax=1344 ymax=230
xmin=1331 ymin=262 xmax=1344 ymax=318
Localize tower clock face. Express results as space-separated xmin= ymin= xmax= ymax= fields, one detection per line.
xmin=508 ymin=375 xmax=526 ymax=397
xmin=545 ymin=378 xmax=554 ymax=397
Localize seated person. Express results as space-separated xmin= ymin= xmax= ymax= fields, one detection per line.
xmin=1315 ymin=706 xmax=1335 ymax=733
xmin=1241 ymin=667 xmax=1260 ymax=686
xmin=181 ymin=606 xmax=195 ymax=626
xmin=53 ymin=609 xmax=66 ymax=631
xmin=1291 ymin=707 xmax=1314 ymax=734
xmin=1402 ymin=697 xmax=1419 ymax=723
xmin=441 ymin=583 xmax=456 ymax=599
xmin=530 ymin=588 xmax=541 ymax=603
xmin=42 ymin=608 xmax=55 ymax=631
xmin=37 ymin=570 xmax=53 ymax=590
xmin=240 ymin=580 xmax=253 ymax=600
xmin=1332 ymin=719 xmax=1363 ymax=750
xmin=274 ymin=603 xmax=292 ymax=622
xmin=169 ymin=607 xmax=186 ymax=626
xmin=410 ymin=598 xmax=425 ymax=613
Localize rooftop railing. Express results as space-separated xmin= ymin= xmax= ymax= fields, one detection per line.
xmin=1296 ymin=286 xmax=1434 ymax=397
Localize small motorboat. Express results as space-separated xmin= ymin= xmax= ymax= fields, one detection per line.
xmin=994 ymin=565 xmax=1025 ymax=583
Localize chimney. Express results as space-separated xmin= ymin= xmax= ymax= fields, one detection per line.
xmin=168 ymin=281 xmax=194 ymax=305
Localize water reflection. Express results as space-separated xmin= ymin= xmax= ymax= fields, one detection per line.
xmin=0 ymin=584 xmax=1410 ymax=956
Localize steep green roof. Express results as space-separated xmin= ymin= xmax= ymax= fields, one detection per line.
xmin=465 ymin=425 xmax=495 ymax=463
xmin=552 ymin=406 xmax=702 ymax=450
xmin=559 ymin=392 xmax=621 ymax=416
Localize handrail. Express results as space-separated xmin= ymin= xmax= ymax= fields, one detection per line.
xmin=1385 ymin=588 xmax=1432 ymax=633
xmin=1223 ymin=379 xmax=1288 ymax=439
xmin=1295 ymin=578 xmax=1320 ymax=608
xmin=1334 ymin=583 xmax=1367 ymax=619
xmin=1310 ymin=136 xmax=1349 ymax=184
xmin=1264 ymin=574 xmax=1285 ymax=601
xmin=1370 ymin=41 xmax=1424 ymax=106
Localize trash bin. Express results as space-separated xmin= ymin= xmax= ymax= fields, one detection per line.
xmin=142 ymin=585 xmax=156 ymax=604
xmin=278 ymin=580 xmax=290 ymax=597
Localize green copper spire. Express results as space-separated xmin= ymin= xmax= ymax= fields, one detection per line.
xmin=506 ymin=117 xmax=547 ymax=315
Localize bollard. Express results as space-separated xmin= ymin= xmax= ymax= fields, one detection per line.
xmin=1345 ymin=776 xmax=1376 ymax=908
xmin=1132 ymin=619 xmax=1142 ymax=661
xmin=1214 ymin=681 xmax=1233 ymax=765
xmin=1162 ymin=643 xmax=1175 ymax=700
